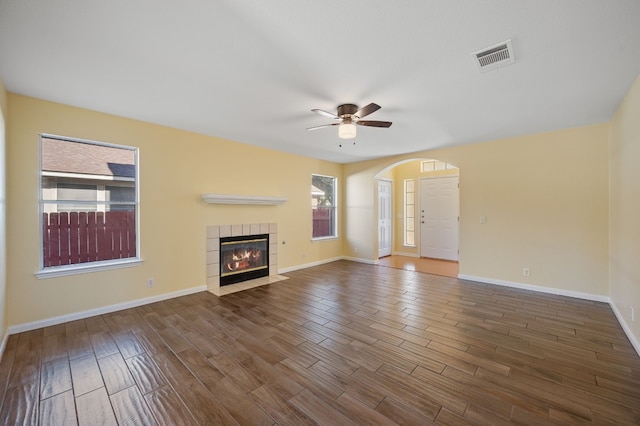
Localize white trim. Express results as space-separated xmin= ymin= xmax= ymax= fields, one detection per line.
xmin=342 ymin=256 xmax=379 ymax=265
xmin=36 ymin=258 xmax=142 ymax=279
xmin=0 ymin=332 xmax=8 ymax=363
xmin=403 ymin=178 xmax=416 ymax=248
xmin=377 ymin=179 xmax=394 ymax=258
xmin=311 ymin=236 xmax=339 ymax=242
xmin=277 ymin=256 xmax=377 ymax=274
xmin=609 ymin=301 xmax=640 ymax=357
xmin=7 ymin=285 xmax=207 ymax=335
xmin=7 ymin=261 xmax=639 ymax=361
xmin=41 ymin=133 xmax=138 ymax=151
xmin=42 ymin=171 xmax=135 ymax=182
xmin=278 ymin=256 xmax=345 ymax=273
xmin=201 ymin=194 xmax=287 ymax=205
xmin=457 ymin=274 xmax=610 ymax=302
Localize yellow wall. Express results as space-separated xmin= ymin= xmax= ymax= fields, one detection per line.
xmin=1 ymin=89 xmax=623 ymax=330
xmin=346 ymin=123 xmax=610 ymax=297
xmin=0 ymin=79 xmax=7 ymax=341
xmin=6 ymin=94 xmax=343 ymax=326
xmin=610 ymin=74 xmax=640 ymax=345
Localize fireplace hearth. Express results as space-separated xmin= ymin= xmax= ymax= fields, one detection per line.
xmin=220 ymin=234 xmax=269 ymax=286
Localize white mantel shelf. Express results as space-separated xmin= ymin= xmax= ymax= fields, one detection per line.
xmin=201 ymin=194 xmax=288 ymax=205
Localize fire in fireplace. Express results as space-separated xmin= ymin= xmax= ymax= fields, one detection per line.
xmin=219 ymin=234 xmax=269 ymax=286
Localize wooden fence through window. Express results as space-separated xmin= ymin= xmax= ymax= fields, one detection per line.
xmin=312 ymin=207 xmax=335 ymax=238
xmin=43 ymin=211 xmax=136 ymax=267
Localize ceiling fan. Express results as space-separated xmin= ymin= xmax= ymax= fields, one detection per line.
xmin=307 ymin=103 xmax=392 ymax=139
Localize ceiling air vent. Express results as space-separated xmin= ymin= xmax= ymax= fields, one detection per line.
xmin=472 ymin=39 xmax=515 ymax=73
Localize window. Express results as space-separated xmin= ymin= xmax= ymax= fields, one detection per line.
xmin=39 ymin=135 xmax=139 ymax=273
xmin=404 ymin=179 xmax=415 ymax=246
xmin=312 ymin=174 xmax=337 ymax=239
xmin=421 ymin=159 xmax=458 ymax=173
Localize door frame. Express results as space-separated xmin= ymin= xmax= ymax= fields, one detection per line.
xmin=377 ymin=179 xmax=393 ymax=258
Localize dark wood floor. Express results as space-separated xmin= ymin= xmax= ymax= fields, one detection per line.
xmin=1 ymin=261 xmax=639 ymax=425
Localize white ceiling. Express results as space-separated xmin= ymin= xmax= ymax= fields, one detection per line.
xmin=1 ymin=1 xmax=640 ymax=164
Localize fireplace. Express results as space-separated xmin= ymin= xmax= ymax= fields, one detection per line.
xmin=219 ymin=234 xmax=269 ymax=286
xmin=206 ymin=223 xmax=286 ymax=296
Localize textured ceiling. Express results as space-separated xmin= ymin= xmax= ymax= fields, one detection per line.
xmin=1 ymin=1 xmax=640 ymax=163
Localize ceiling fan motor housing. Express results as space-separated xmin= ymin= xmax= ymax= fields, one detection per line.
xmin=337 ymin=104 xmax=359 ymax=118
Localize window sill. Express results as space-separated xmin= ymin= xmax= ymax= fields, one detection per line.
xmin=36 ymin=258 xmax=142 ymax=279
xmin=312 ymin=236 xmax=339 ymax=242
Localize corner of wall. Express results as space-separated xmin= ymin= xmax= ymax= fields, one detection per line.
xmin=0 ymin=77 xmax=8 ymax=360
xmin=608 ymin=72 xmax=640 ymax=356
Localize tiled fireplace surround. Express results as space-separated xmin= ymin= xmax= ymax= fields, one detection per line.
xmin=206 ymin=223 xmax=288 ymax=296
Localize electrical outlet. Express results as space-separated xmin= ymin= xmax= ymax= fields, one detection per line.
xmin=522 ymin=268 xmax=530 ymax=277
xmin=147 ymin=278 xmax=154 ymax=288
xmin=480 ymin=216 xmax=487 ymax=224
xmin=631 ymin=306 xmax=635 ymax=322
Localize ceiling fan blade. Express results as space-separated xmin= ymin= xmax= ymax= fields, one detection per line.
xmin=355 ymin=103 xmax=381 ymax=119
xmin=307 ymin=122 xmax=341 ymax=131
xmin=311 ymin=109 xmax=340 ymax=120
xmin=356 ymin=120 xmax=392 ymax=128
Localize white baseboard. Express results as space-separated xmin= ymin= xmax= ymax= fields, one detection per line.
xmin=6 ymin=264 xmax=638 ymax=361
xmin=7 ymin=285 xmax=207 ymax=335
xmin=278 ymin=256 xmax=378 ymax=273
xmin=0 ymin=332 xmax=8 ymax=363
xmin=8 ymin=256 xmax=361 ymax=337
xmin=342 ymin=256 xmax=379 ymax=265
xmin=458 ymin=274 xmax=610 ymax=302
xmin=278 ymin=256 xmax=345 ymax=274
xmin=608 ymin=301 xmax=640 ymax=357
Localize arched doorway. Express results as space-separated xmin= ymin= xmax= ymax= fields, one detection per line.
xmin=375 ymin=158 xmax=460 ymax=277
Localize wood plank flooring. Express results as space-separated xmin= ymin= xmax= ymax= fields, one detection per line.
xmin=377 ymin=255 xmax=459 ymax=278
xmin=1 ymin=260 xmax=639 ymax=425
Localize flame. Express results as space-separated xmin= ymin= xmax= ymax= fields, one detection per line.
xmin=225 ymin=248 xmax=263 ymax=272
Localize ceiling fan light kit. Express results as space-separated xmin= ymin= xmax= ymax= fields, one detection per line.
xmin=308 ymin=102 xmax=392 ymax=140
xmin=338 ymin=121 xmax=356 ymax=139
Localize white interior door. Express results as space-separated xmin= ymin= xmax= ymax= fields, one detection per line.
xmin=420 ymin=176 xmax=459 ymax=260
xmin=378 ymin=180 xmax=392 ymax=258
